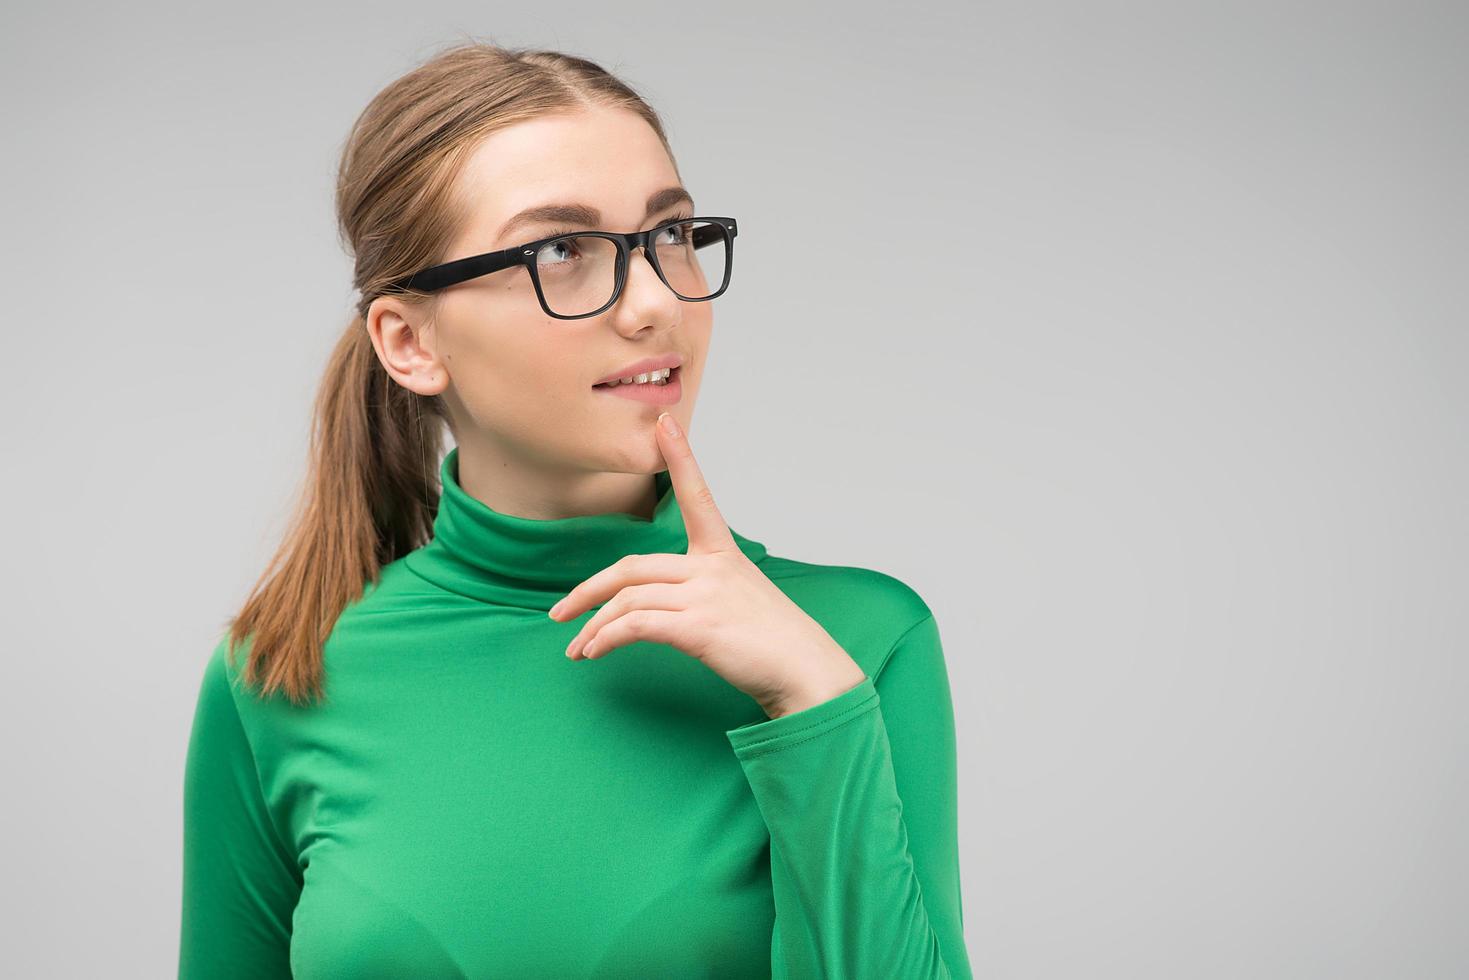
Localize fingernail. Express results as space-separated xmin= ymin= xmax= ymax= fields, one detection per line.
xmin=548 ymin=601 xmax=562 ymax=619
xmin=658 ymin=412 xmax=680 ymax=438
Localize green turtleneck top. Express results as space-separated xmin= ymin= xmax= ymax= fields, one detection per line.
xmin=180 ymin=447 xmax=971 ymax=979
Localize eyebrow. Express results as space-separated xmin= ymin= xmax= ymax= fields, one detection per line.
xmin=495 ymin=186 xmax=696 ymax=245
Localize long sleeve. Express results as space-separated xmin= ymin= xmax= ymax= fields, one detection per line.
xmin=725 ymin=612 xmax=972 ymax=979
xmin=179 ymin=642 xmax=302 ymax=979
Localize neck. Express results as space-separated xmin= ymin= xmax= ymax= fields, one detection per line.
xmin=401 ymin=447 xmax=769 ymax=610
xmin=454 ymin=440 xmax=662 ymax=523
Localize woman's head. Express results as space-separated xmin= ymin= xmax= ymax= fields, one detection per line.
xmin=228 ymin=42 xmax=698 ymax=705
xmin=364 ymin=105 xmax=710 ymax=485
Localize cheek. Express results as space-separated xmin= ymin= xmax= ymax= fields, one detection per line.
xmin=453 ymin=328 xmax=601 ymax=429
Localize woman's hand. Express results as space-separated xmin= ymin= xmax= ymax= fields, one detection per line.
xmin=548 ymin=411 xmax=867 ymax=720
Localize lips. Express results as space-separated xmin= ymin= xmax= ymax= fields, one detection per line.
xmin=591 ymin=352 xmax=685 ymax=387
xmin=593 ymin=365 xmax=680 ymax=388
xmin=591 ymin=364 xmax=683 ymax=404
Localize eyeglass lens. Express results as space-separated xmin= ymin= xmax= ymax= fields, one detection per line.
xmin=533 ymin=219 xmax=729 ymax=316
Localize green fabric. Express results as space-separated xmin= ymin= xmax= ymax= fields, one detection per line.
xmin=181 ymin=447 xmax=971 ymax=978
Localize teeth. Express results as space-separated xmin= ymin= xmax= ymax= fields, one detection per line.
xmin=604 ymin=367 xmax=673 ymax=386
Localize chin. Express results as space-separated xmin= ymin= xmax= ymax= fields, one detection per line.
xmin=586 ymin=428 xmax=670 ymax=476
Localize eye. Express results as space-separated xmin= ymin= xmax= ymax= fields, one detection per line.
xmin=538 ymin=236 xmax=583 ymax=265
xmin=655 ymin=214 xmax=694 ymax=246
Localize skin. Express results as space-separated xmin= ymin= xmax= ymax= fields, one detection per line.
xmin=366 ymin=106 xmax=865 ymax=719
xmin=369 ymin=106 xmax=706 ymax=522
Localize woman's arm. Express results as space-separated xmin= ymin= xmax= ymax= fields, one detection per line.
xmin=726 ymin=611 xmax=973 ymax=979
xmin=179 ymin=642 xmax=302 ymax=979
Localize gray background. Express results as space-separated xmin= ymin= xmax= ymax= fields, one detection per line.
xmin=2 ymin=1 xmax=1464 ymax=977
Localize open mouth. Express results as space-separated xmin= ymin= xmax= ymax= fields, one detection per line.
xmin=592 ymin=365 xmax=681 ymax=389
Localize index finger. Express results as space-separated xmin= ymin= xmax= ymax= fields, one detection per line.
xmin=656 ymin=412 xmax=738 ymax=554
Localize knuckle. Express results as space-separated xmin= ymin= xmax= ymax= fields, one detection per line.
xmin=616 ymin=609 xmax=647 ymax=637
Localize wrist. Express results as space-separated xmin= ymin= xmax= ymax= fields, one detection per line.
xmin=765 ymin=656 xmax=867 ymax=720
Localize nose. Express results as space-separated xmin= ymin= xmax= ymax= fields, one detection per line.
xmin=623 ymin=242 xmax=666 ymax=290
xmin=608 ymin=240 xmax=679 ymax=325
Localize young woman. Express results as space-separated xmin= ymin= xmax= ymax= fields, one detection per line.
xmin=180 ymin=41 xmax=972 ymax=979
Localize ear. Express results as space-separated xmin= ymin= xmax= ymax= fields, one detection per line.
xmin=365 ymin=295 xmax=448 ymax=396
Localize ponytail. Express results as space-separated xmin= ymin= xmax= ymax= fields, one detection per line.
xmin=222 ymin=316 xmax=445 ymax=706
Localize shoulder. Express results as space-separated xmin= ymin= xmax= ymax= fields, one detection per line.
xmin=755 ymin=552 xmax=936 ymax=674
xmin=185 ymin=634 xmax=258 ymax=771
xmin=759 ymin=552 xmax=933 ymax=623
xmin=195 ymin=633 xmax=243 ymax=706
xmin=191 ymin=631 xmax=271 ymax=729
xmin=191 ymin=630 xmax=298 ymax=734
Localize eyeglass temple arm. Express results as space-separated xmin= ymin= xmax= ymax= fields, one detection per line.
xmin=388 ymin=245 xmax=522 ymax=293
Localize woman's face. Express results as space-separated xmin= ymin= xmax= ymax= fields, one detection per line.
xmin=371 ymin=106 xmax=712 ymax=480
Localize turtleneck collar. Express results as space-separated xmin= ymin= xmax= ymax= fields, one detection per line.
xmin=403 ymin=446 xmax=769 ymax=610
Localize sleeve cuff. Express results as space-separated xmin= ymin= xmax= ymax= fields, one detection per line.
xmin=725 ymin=674 xmax=880 ymax=760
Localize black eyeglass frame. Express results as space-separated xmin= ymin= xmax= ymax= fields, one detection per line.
xmin=382 ymin=215 xmax=738 ymax=320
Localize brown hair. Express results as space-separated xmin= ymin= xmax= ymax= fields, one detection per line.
xmin=222 ymin=39 xmax=679 ymax=706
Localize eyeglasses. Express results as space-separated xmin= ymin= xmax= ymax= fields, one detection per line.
xmin=382 ymin=215 xmax=738 ymax=320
